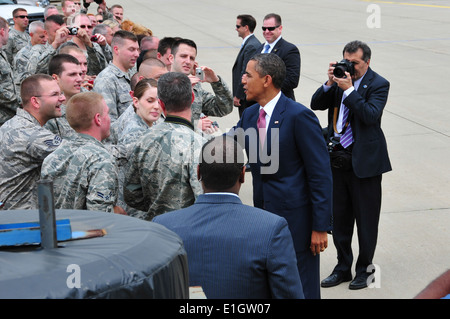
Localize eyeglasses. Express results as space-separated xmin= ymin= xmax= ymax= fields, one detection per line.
xmin=79 ymin=25 xmax=94 ymax=29
xmin=14 ymin=15 xmax=28 ymax=19
xmin=262 ymin=25 xmax=280 ymax=31
xmin=34 ymin=92 xmax=64 ymax=98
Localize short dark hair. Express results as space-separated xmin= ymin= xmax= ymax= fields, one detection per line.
xmin=49 ymin=54 xmax=80 ymax=76
xmin=263 ymin=13 xmax=282 ymax=25
xmin=157 ymin=37 xmax=175 ymax=55
xmin=13 ymin=8 xmax=27 ymax=18
xmin=111 ymin=30 xmax=138 ymax=47
xmin=343 ymin=40 xmax=371 ymax=62
xmin=20 ymin=74 xmax=55 ymax=108
xmin=198 ymin=136 xmax=245 ymax=191
xmin=237 ymin=14 xmax=257 ymax=33
xmin=171 ymin=38 xmax=197 ymax=57
xmin=250 ymin=53 xmax=286 ymax=90
xmin=157 ymin=72 xmax=192 ymax=113
xmin=44 ymin=14 xmax=65 ymax=28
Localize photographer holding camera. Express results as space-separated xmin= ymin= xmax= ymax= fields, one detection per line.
xmin=311 ymin=40 xmax=391 ymax=290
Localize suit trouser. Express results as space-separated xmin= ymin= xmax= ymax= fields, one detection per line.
xmin=331 ymin=167 xmax=382 ymax=277
xmin=296 ymin=250 xmax=320 ymax=299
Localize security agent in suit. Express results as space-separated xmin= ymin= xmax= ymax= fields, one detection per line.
xmin=311 ymin=40 xmax=391 ymax=290
xmin=230 ymin=53 xmax=333 ymax=299
xmin=153 ymin=136 xmax=304 ymax=299
xmin=232 ymin=14 xmax=261 ymax=118
xmin=259 ymin=13 xmax=300 ymax=101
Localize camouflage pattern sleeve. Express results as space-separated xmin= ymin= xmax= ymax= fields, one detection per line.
xmin=85 ymin=154 xmax=118 ymax=213
xmin=191 ymin=75 xmax=233 ymax=124
xmin=0 ymin=51 xmax=18 ymax=125
xmin=3 ymin=29 xmax=31 ymax=66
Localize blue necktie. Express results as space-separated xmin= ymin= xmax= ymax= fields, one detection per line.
xmin=340 ymin=105 xmax=353 ymax=148
xmin=263 ymin=44 xmax=270 ymax=53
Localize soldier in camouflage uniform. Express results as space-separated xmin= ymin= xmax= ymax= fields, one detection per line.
xmin=13 ymin=21 xmax=48 ymax=97
xmin=0 ymin=17 xmax=19 ymax=126
xmin=3 ymin=8 xmax=31 ymax=66
xmin=0 ymin=75 xmax=65 ymax=210
xmin=115 ymin=78 xmax=162 ymax=219
xmin=169 ymin=38 xmax=233 ymax=131
xmin=67 ymin=13 xmax=108 ymax=76
xmin=45 ymin=54 xmax=83 ymax=138
xmin=93 ymin=30 xmax=139 ymax=122
xmin=124 ymin=72 xmax=206 ymax=220
xmin=17 ymin=15 xmax=70 ymax=84
xmin=41 ymin=92 xmax=124 ymax=214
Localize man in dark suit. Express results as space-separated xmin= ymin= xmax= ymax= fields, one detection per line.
xmin=153 ymin=136 xmax=304 ymax=299
xmin=230 ymin=53 xmax=333 ymax=299
xmin=311 ymin=40 xmax=391 ymax=290
xmin=259 ymin=13 xmax=300 ymax=101
xmin=232 ymin=14 xmax=261 ymax=118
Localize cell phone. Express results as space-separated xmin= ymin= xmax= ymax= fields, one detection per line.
xmin=195 ymin=67 xmax=204 ymax=81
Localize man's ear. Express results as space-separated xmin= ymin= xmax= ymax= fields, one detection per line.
xmin=197 ymin=164 xmax=202 ymax=182
xmin=239 ymin=166 xmax=246 ymax=184
xmin=94 ymin=112 xmax=101 ymax=126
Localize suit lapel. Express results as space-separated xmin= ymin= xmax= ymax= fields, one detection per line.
xmin=271 ymin=37 xmax=284 ymax=55
xmin=265 ymin=95 xmax=286 ymax=153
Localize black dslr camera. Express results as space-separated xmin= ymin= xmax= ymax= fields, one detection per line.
xmin=333 ymin=59 xmax=355 ymax=78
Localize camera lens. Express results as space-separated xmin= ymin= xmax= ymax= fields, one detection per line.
xmin=333 ymin=66 xmax=346 ymax=78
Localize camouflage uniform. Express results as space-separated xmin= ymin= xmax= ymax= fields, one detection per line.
xmin=41 ymin=133 xmax=118 ymax=213
xmin=115 ymin=110 xmax=152 ymax=219
xmin=92 ymin=63 xmax=133 ymax=122
xmin=0 ymin=108 xmax=62 ymax=209
xmin=44 ymin=104 xmax=76 ymax=139
xmin=3 ymin=28 xmax=31 ymax=66
xmin=191 ymin=76 xmax=233 ymax=127
xmin=13 ymin=43 xmax=49 ymax=97
xmin=124 ymin=116 xmax=206 ymax=220
xmin=0 ymin=49 xmax=19 ymax=125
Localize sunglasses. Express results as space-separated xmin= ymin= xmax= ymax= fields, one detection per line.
xmin=79 ymin=25 xmax=94 ymax=29
xmin=14 ymin=15 xmax=28 ymax=19
xmin=97 ymin=20 xmax=103 ymax=23
xmin=262 ymin=25 xmax=280 ymax=31
xmin=236 ymin=25 xmax=242 ymax=29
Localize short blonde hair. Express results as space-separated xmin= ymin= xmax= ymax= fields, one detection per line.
xmin=66 ymin=92 xmax=104 ymax=131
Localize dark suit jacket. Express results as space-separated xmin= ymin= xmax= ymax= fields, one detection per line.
xmin=259 ymin=38 xmax=301 ymax=101
xmin=232 ymin=34 xmax=261 ymax=100
xmin=232 ymin=93 xmax=333 ymax=252
xmin=310 ymin=67 xmax=392 ymax=178
xmin=153 ymin=194 xmax=304 ymax=299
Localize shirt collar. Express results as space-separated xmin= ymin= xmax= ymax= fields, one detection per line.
xmin=164 ymin=115 xmax=194 ymax=131
xmin=264 ymin=36 xmax=282 ymax=51
xmin=259 ymin=91 xmax=281 ymax=118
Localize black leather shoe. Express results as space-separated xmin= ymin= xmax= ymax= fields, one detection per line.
xmin=321 ymin=272 xmax=352 ymax=288
xmin=349 ymin=275 xmax=371 ymax=290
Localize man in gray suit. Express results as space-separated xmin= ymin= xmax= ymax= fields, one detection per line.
xmin=153 ymin=136 xmax=304 ymax=299
xmin=232 ymin=14 xmax=261 ymax=118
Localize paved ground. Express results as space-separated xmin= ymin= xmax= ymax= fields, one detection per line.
xmin=93 ymin=0 xmax=450 ymax=299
